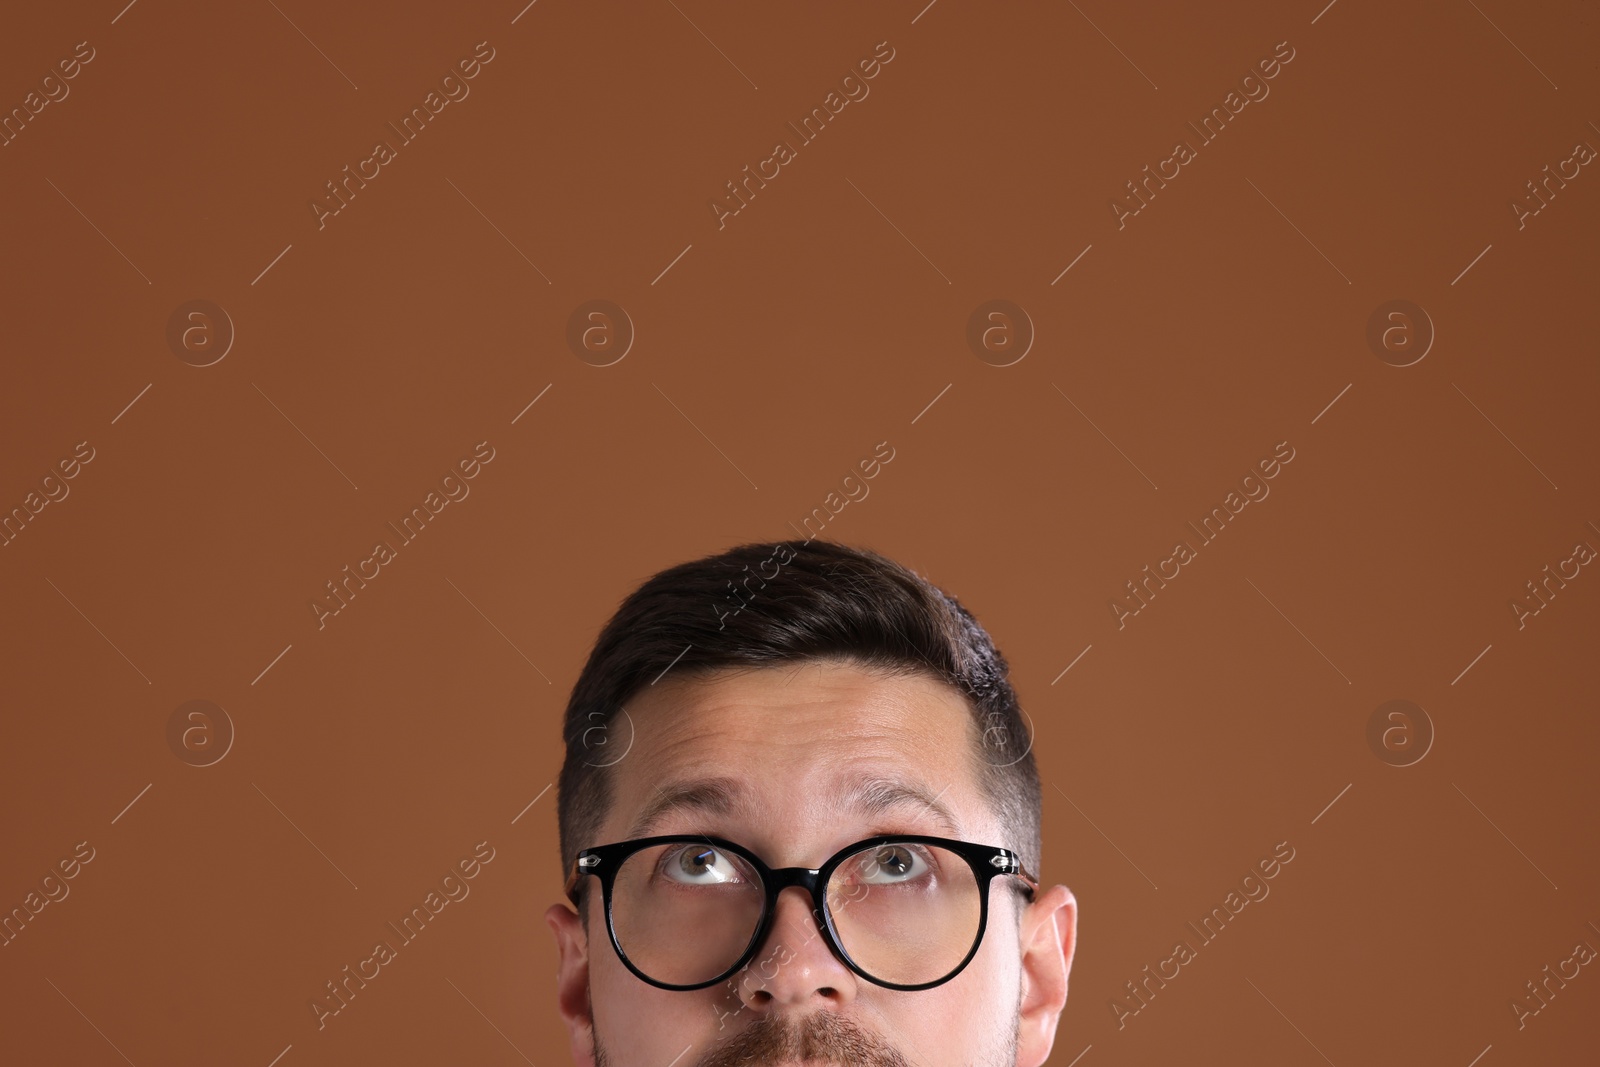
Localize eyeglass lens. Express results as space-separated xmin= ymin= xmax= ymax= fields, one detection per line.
xmin=608 ymin=840 xmax=982 ymax=987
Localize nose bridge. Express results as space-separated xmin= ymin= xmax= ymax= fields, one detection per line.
xmin=760 ymin=866 xmax=828 ymax=951
xmin=734 ymin=869 xmax=855 ymax=1006
xmin=770 ymin=890 xmax=827 ymax=958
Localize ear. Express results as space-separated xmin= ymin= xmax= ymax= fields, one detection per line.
xmin=1015 ymin=883 xmax=1077 ymax=1067
xmin=544 ymin=901 xmax=596 ymax=1066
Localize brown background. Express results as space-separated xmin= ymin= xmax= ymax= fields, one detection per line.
xmin=1 ymin=1 xmax=1596 ymax=1064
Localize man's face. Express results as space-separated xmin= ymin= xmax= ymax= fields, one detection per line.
xmin=545 ymin=659 xmax=1077 ymax=1066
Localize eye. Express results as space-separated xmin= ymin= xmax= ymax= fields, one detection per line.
xmin=855 ymin=843 xmax=931 ymax=885
xmin=661 ymin=844 xmax=746 ymax=885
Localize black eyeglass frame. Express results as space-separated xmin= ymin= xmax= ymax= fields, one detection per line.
xmin=564 ymin=833 xmax=1040 ymax=992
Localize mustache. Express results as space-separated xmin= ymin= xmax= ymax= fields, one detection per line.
xmin=696 ymin=1011 xmax=911 ymax=1067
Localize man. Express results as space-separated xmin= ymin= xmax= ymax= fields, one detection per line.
xmin=545 ymin=539 xmax=1077 ymax=1065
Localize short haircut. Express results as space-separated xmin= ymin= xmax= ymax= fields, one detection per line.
xmin=557 ymin=539 xmax=1041 ymax=908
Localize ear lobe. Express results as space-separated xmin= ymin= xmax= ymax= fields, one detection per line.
xmin=544 ymin=902 xmax=597 ymax=1066
xmin=1015 ymin=884 xmax=1077 ymax=1067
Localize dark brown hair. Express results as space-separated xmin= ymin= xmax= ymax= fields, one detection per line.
xmin=557 ymin=539 xmax=1041 ymax=903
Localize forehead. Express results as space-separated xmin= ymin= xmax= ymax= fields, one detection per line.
xmin=601 ymin=659 xmax=984 ymax=845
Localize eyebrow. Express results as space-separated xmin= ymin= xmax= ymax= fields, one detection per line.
xmin=623 ymin=775 xmax=963 ymax=841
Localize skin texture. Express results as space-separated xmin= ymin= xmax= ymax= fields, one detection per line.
xmin=545 ymin=659 xmax=1077 ymax=1066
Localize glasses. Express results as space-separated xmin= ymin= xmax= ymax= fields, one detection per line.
xmin=565 ymin=833 xmax=1039 ymax=992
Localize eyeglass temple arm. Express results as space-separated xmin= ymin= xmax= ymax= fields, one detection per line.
xmin=1007 ymin=854 xmax=1041 ymax=900
xmin=563 ymin=854 xmax=599 ymax=905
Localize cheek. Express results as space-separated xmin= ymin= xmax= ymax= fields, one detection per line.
xmin=589 ymin=942 xmax=723 ymax=1060
xmin=889 ymin=923 xmax=1021 ymax=1060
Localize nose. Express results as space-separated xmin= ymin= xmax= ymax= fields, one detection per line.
xmin=734 ymin=886 xmax=859 ymax=1010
